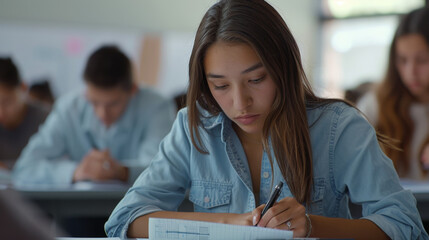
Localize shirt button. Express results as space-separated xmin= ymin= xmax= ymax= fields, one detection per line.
xmin=204 ymin=196 xmax=210 ymax=203
xmin=263 ymin=172 xmax=270 ymax=178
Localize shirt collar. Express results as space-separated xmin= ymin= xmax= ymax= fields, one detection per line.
xmin=199 ymin=110 xmax=232 ymax=143
xmin=82 ymin=93 xmax=136 ymax=135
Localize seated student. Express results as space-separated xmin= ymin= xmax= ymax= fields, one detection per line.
xmin=344 ymin=81 xmax=374 ymax=105
xmin=0 ymin=58 xmax=49 ymax=170
xmin=28 ymin=79 xmax=55 ymax=107
xmin=105 ymin=1 xmax=428 ymax=239
xmin=357 ymin=7 xmax=429 ymax=179
xmin=13 ymin=45 xmax=176 ymax=184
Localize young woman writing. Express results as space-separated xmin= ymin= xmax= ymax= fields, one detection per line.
xmin=106 ymin=1 xmax=428 ymax=239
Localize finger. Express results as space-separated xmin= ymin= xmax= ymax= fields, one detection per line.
xmin=257 ymin=199 xmax=292 ymax=227
xmin=264 ymin=198 xmax=304 ymax=228
xmin=285 ymin=219 xmax=293 ymax=230
xmin=91 ymin=150 xmax=107 ymax=160
xmin=267 ymin=207 xmax=307 ymax=231
xmin=104 ymin=149 xmax=111 ymax=155
xmin=254 ymin=204 xmax=265 ymax=214
xmin=263 ymin=204 xmax=292 ymax=228
xmin=269 ymin=203 xmax=305 ymax=228
xmin=82 ymin=150 xmax=98 ymax=161
xmin=252 ymin=204 xmax=265 ymax=225
xmin=282 ymin=216 xmax=308 ymax=238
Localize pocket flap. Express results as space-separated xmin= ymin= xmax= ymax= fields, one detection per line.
xmin=189 ymin=181 xmax=232 ymax=209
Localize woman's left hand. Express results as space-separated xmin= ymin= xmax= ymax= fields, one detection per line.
xmin=253 ymin=197 xmax=309 ymax=238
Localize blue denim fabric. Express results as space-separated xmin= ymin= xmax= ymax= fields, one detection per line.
xmin=12 ymin=88 xmax=176 ymax=184
xmin=106 ymin=102 xmax=428 ymax=239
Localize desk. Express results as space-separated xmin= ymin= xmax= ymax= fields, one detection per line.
xmin=10 ymin=181 xmax=194 ymax=219
xmin=5 ymin=178 xmax=429 ymax=220
xmin=1 ymin=181 xmax=132 ymax=237
xmin=13 ymin=181 xmax=130 ymax=218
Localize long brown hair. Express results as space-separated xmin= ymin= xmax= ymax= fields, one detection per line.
xmin=186 ymin=0 xmax=327 ymax=205
xmin=376 ymin=7 xmax=429 ymax=176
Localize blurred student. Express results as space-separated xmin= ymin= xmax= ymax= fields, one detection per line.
xmin=0 ymin=58 xmax=49 ymax=170
xmin=106 ymin=1 xmax=427 ymax=239
xmin=13 ymin=45 xmax=176 ymax=184
xmin=344 ymin=81 xmax=374 ymax=105
xmin=28 ymin=79 xmax=55 ymax=107
xmin=358 ymin=7 xmax=429 ymax=179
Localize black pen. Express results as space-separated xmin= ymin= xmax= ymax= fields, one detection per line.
xmin=254 ymin=181 xmax=283 ymax=226
xmin=86 ymin=132 xmax=98 ymax=150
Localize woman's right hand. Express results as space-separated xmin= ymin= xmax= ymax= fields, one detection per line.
xmin=253 ymin=197 xmax=309 ymax=238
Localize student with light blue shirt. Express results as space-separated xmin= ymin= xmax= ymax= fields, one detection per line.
xmin=12 ymin=45 xmax=176 ymax=185
xmin=105 ymin=1 xmax=428 ymax=239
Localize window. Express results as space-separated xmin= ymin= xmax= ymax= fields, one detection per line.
xmin=317 ymin=0 xmax=426 ymax=98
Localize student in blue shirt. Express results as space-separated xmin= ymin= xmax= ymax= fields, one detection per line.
xmin=105 ymin=1 xmax=428 ymax=239
xmin=12 ymin=45 xmax=176 ymax=184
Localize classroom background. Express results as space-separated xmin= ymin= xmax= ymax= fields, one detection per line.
xmin=1 ymin=0 xmax=425 ymax=101
xmin=1 ymin=0 xmax=429 ymax=238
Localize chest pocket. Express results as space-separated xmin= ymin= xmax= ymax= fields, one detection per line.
xmin=189 ymin=180 xmax=232 ymax=213
xmin=308 ymin=177 xmax=325 ymax=215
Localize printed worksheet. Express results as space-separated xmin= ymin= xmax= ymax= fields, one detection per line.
xmin=149 ymin=218 xmax=293 ymax=240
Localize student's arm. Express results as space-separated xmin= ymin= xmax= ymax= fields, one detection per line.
xmin=332 ymin=106 xmax=427 ymax=239
xmin=249 ymin=195 xmax=387 ymax=239
xmin=12 ymin=97 xmax=80 ymax=184
xmin=309 ymin=215 xmax=388 ymax=239
xmin=127 ymin=200 xmax=389 ymax=239
xmin=128 ymin=201 xmax=388 ymax=239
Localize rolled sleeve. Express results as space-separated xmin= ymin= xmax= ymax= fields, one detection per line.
xmin=106 ymin=204 xmax=163 ymax=238
xmin=12 ymin=99 xmax=78 ymax=185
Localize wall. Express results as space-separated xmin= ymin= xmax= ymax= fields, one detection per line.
xmin=0 ymin=0 xmax=318 ymax=98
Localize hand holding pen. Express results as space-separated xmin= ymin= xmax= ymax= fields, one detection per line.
xmin=253 ymin=181 xmax=311 ymax=237
xmin=73 ymin=133 xmax=125 ymax=182
xmin=254 ymin=181 xmax=283 ymax=226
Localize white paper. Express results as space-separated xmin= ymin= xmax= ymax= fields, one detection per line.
xmin=149 ymin=218 xmax=293 ymax=240
xmin=57 ymin=238 xmax=120 ymax=240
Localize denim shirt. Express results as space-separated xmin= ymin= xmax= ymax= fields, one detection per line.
xmin=12 ymin=88 xmax=176 ymax=184
xmin=106 ymin=102 xmax=428 ymax=239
